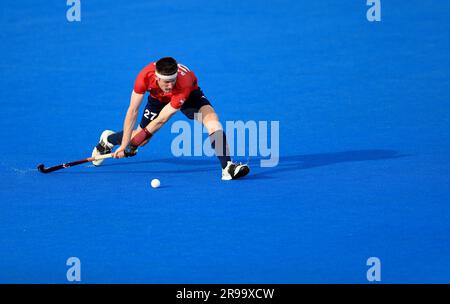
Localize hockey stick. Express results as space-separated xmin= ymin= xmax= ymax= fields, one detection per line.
xmin=37 ymin=153 xmax=113 ymax=174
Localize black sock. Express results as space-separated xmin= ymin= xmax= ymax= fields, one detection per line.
xmin=107 ymin=131 xmax=124 ymax=145
xmin=209 ymin=130 xmax=231 ymax=169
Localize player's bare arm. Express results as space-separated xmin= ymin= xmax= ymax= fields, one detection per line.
xmin=146 ymin=102 xmax=179 ymax=134
xmin=112 ymin=90 xmax=144 ymax=158
xmin=113 ymin=102 xmax=179 ymax=159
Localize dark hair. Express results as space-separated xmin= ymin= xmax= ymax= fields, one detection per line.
xmin=155 ymin=57 xmax=178 ymax=75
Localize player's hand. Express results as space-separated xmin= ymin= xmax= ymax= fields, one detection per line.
xmin=113 ymin=145 xmax=138 ymax=158
xmin=113 ymin=145 xmax=126 ymax=158
xmin=124 ymin=145 xmax=138 ymax=158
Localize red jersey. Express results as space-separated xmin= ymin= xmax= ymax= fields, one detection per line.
xmin=133 ymin=62 xmax=198 ymax=109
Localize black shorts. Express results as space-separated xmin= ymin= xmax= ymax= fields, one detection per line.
xmin=139 ymin=88 xmax=212 ymax=128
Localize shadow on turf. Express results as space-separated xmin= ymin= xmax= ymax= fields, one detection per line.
xmin=243 ymin=149 xmax=408 ymax=180
xmin=59 ymin=149 xmax=407 ymax=177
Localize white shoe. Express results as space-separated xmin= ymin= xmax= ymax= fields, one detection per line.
xmin=91 ymin=130 xmax=115 ymax=166
xmin=221 ymin=161 xmax=250 ymax=180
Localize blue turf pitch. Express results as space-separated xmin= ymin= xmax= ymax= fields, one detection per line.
xmin=1 ymin=0 xmax=450 ymax=283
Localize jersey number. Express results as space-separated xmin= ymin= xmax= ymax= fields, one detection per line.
xmin=144 ymin=110 xmax=157 ymax=121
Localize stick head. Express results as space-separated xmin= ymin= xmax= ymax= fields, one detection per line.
xmin=37 ymin=164 xmax=45 ymax=173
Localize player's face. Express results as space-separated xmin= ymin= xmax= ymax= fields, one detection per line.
xmin=157 ymin=78 xmax=177 ymax=93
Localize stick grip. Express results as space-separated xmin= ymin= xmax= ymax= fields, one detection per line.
xmin=88 ymin=153 xmax=113 ymax=162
